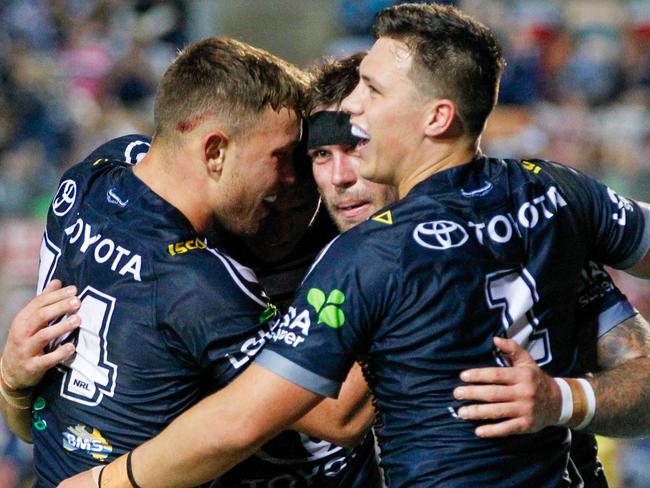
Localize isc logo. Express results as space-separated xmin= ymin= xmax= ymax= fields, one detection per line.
xmin=167 ymin=238 xmax=207 ymax=256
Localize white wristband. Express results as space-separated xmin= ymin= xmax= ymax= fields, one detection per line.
xmin=553 ymin=377 xmax=573 ymax=425
xmin=574 ymin=378 xmax=596 ymax=430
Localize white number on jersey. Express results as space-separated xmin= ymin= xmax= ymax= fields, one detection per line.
xmin=59 ymin=286 xmax=118 ymax=406
xmin=485 ymin=268 xmax=552 ymax=366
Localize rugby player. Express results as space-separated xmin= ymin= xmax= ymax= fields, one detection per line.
xmin=0 ymin=37 xmax=379 ymax=487
xmin=61 ymin=4 xmax=650 ymax=486
xmin=306 ymin=53 xmax=631 ymax=488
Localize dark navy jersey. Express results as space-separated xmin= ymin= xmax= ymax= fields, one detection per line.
xmin=32 ymin=135 xmax=379 ymax=488
xmin=32 ymin=135 xmax=276 ymax=487
xmin=257 ymin=156 xmax=650 ymax=487
xmin=219 ymin=209 xmax=381 ymax=488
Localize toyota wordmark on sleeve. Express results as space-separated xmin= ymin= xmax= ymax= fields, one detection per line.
xmin=413 ymin=220 xmax=469 ymax=250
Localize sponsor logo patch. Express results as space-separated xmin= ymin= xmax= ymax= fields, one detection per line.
xmin=413 ymin=220 xmax=468 ymax=250
xmin=62 ymin=424 xmax=113 ymax=461
xmin=106 ymin=188 xmax=129 ymax=207
xmin=53 ymin=179 xmax=77 ymax=216
xmin=307 ymin=288 xmax=346 ymax=328
xmin=167 ymin=238 xmax=207 ymax=256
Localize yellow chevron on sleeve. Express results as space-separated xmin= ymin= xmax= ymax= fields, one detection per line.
xmin=372 ymin=210 xmax=393 ymax=225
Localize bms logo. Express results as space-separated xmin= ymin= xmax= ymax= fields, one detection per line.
xmin=413 ymin=220 xmax=468 ymax=250
xmin=62 ymin=424 xmax=113 ymax=461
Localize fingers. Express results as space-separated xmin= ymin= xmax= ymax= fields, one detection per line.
xmin=36 ymin=343 xmax=76 ymax=371
xmin=42 ymin=279 xmax=64 ymax=292
xmin=493 ymin=337 xmax=536 ymax=366
xmin=35 ymin=285 xmax=78 ymax=310
xmin=454 ymin=384 xmax=512 ymax=402
xmin=459 ymin=367 xmax=521 ymax=385
xmin=474 ymin=418 xmax=532 ymax=438
xmin=20 ymin=292 xmax=80 ymax=337
xmin=34 ymin=315 xmax=81 ymax=349
xmin=457 ymin=402 xmax=518 ymax=422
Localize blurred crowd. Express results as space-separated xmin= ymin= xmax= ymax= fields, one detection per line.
xmin=0 ymin=1 xmax=648 ymax=486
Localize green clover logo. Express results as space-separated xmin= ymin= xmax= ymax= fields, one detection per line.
xmin=307 ymin=288 xmax=346 ymax=328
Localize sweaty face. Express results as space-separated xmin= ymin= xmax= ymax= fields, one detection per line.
xmin=216 ymin=107 xmax=300 ymax=235
xmin=341 ymin=37 xmax=426 ymax=187
xmin=310 ymin=143 xmax=397 ymax=232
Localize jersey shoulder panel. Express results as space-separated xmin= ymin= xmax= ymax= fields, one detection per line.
xmin=153 ymin=241 xmax=274 ymax=384
xmin=82 ymin=134 xmax=151 ymax=166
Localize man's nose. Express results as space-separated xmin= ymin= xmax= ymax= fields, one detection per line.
xmin=341 ymin=81 xmax=363 ymax=116
xmin=331 ymin=154 xmax=357 ymax=188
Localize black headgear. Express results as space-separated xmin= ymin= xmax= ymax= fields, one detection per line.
xmin=306 ymin=111 xmax=361 ymax=150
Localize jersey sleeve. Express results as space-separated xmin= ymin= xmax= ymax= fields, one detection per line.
xmin=577 ymin=261 xmax=637 ymax=338
xmin=541 ymin=161 xmax=650 ymax=269
xmin=155 ymin=251 xmax=275 ymax=390
xmin=575 ymin=261 xmax=637 ymax=373
xmin=255 ymin=231 xmax=399 ymax=398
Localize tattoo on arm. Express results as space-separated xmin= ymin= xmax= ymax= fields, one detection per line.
xmin=597 ymin=314 xmax=650 ymax=370
xmin=588 ymin=314 xmax=650 ymax=436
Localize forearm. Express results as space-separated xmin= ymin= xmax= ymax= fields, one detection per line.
xmin=585 ymin=357 xmax=650 ymax=436
xmin=585 ymin=313 xmax=650 ymax=437
xmin=291 ymin=363 xmax=375 ymax=447
xmin=0 ymin=392 xmax=33 ymax=442
xmin=102 ymin=395 xmax=260 ymax=488
xmin=0 ymin=357 xmax=34 ymax=443
xmin=99 ymin=365 xmax=321 ymax=488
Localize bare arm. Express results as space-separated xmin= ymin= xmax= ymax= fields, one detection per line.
xmin=291 ymin=362 xmax=375 ymax=447
xmin=0 ymin=280 xmax=80 ymax=442
xmin=586 ymin=313 xmax=650 ymax=436
xmin=454 ymin=312 xmax=650 ymax=437
xmin=61 ymin=364 xmax=323 ymax=488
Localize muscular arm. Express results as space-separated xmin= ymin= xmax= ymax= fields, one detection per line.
xmin=65 ymin=365 xmax=322 ymax=488
xmin=587 ymin=313 xmax=650 ymax=436
xmin=291 ymin=363 xmax=375 ymax=447
xmin=0 ymin=373 xmax=33 ymax=442
xmin=454 ymin=313 xmax=650 ymax=437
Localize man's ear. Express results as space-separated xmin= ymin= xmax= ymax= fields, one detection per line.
xmin=204 ymin=132 xmax=228 ymax=176
xmin=423 ymin=99 xmax=457 ymax=137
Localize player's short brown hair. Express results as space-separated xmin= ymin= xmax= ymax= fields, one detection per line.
xmin=375 ymin=3 xmax=505 ymax=136
xmin=154 ymin=37 xmax=307 ymax=140
xmin=307 ymin=52 xmax=364 ymax=114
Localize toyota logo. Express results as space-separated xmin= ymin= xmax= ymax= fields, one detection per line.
xmin=52 ymin=179 xmax=77 ymax=216
xmin=413 ymin=220 xmax=468 ymax=250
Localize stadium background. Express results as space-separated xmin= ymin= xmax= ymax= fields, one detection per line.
xmin=0 ymin=0 xmax=648 ymax=486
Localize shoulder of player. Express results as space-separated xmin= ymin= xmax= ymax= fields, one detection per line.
xmin=60 ymin=134 xmax=151 ymax=179
xmin=154 ymin=242 xmax=268 ymax=308
xmin=83 ymin=134 xmax=152 ymax=166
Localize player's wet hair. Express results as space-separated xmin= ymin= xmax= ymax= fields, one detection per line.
xmin=374 ymin=3 xmax=505 ymax=137
xmin=306 ymin=53 xmax=364 ymax=114
xmin=153 ymin=37 xmax=307 ymax=140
